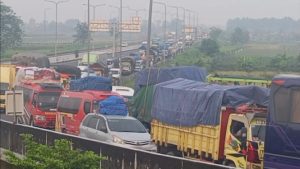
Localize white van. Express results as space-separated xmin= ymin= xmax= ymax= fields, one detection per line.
xmin=112 ymin=86 xmax=134 ymax=99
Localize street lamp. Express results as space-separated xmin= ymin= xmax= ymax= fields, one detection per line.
xmin=168 ymin=5 xmax=179 ymax=42
xmin=43 ymin=8 xmax=51 ymax=35
xmin=83 ymin=3 xmax=105 ymax=20
xmin=125 ymin=7 xmax=147 ymax=17
xmin=153 ymin=1 xmax=167 ymax=44
xmin=44 ymin=0 xmax=68 ymax=60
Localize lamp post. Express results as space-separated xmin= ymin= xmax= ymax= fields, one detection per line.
xmin=43 ymin=8 xmax=51 ymax=36
xmin=168 ymin=5 xmax=179 ymax=42
xmin=125 ymin=7 xmax=147 ymax=17
xmin=153 ymin=1 xmax=167 ymax=44
xmin=83 ymin=3 xmax=105 ymax=20
xmin=44 ymin=0 xmax=68 ymax=61
xmin=178 ymin=7 xmax=186 ymax=39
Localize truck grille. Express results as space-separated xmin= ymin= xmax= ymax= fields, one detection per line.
xmin=123 ymin=140 xmax=150 ymax=146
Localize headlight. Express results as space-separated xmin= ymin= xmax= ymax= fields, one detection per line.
xmin=35 ymin=115 xmax=46 ymax=121
xmin=112 ymin=136 xmax=124 ymax=144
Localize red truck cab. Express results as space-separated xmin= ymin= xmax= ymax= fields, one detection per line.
xmin=15 ymin=82 xmax=63 ymax=128
xmin=56 ymin=90 xmax=122 ymax=135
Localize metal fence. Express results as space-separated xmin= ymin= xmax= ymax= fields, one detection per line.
xmin=0 ymin=120 xmax=232 ymax=169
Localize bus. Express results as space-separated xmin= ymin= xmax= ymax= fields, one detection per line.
xmin=207 ymin=74 xmax=271 ymax=88
xmin=264 ymin=74 xmax=300 ymax=169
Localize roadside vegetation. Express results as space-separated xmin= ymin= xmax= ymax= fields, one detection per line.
xmin=5 ymin=134 xmax=104 ymax=169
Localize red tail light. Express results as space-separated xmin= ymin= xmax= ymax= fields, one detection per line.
xmin=247 ymin=141 xmax=260 ymax=163
xmin=272 ymin=80 xmax=285 ymax=86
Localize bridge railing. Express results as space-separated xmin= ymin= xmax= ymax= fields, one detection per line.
xmin=0 ymin=120 xmax=232 ymax=169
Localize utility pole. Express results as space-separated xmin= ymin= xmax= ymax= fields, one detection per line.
xmin=146 ymin=0 xmax=153 ymax=68
xmin=87 ymin=0 xmax=90 ymax=76
xmin=45 ymin=0 xmax=68 ymax=62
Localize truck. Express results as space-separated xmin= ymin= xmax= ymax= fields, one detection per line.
xmin=150 ymin=78 xmax=269 ymax=169
xmin=120 ymin=57 xmax=135 ymax=75
xmin=207 ymin=74 xmax=271 ymax=88
xmin=264 ymin=74 xmax=300 ymax=169
xmin=0 ymin=64 xmax=16 ymax=112
xmin=14 ymin=67 xmax=63 ymax=129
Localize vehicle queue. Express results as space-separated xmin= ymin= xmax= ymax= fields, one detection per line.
xmin=0 ymin=39 xmax=299 ymax=169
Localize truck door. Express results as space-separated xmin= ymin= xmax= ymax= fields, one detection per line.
xmin=225 ymin=115 xmax=248 ymax=168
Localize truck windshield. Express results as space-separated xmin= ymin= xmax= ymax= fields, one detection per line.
xmin=38 ymin=92 xmax=61 ymax=111
xmin=107 ymin=119 xmax=146 ymax=133
xmin=251 ymin=125 xmax=266 ymax=142
xmin=0 ymin=83 xmax=9 ymax=94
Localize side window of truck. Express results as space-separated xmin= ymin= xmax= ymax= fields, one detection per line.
xmin=274 ymin=87 xmax=290 ymax=123
xmin=84 ymin=101 xmax=91 ymax=114
xmin=230 ymin=120 xmax=246 ymax=142
xmin=290 ymin=89 xmax=300 ymax=124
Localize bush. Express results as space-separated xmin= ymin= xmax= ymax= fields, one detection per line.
xmin=5 ymin=134 xmax=104 ymax=169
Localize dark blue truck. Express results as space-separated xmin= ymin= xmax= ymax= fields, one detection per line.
xmin=264 ymin=74 xmax=300 ymax=169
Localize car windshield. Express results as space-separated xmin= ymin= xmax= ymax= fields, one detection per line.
xmin=107 ymin=118 xmax=147 ymax=133
xmin=38 ymin=92 xmax=61 ymax=111
xmin=251 ymin=125 xmax=266 ymax=142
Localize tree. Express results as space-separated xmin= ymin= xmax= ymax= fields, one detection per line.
xmin=0 ymin=2 xmax=23 ymax=55
xmin=209 ymin=27 xmax=222 ymax=41
xmin=230 ymin=27 xmax=249 ymax=45
xmin=199 ymin=39 xmax=219 ymax=56
xmin=73 ymin=22 xmax=89 ymax=44
xmin=5 ymin=134 xmax=104 ymax=169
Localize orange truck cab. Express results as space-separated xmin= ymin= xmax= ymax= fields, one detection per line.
xmin=56 ymin=90 xmax=122 ymax=135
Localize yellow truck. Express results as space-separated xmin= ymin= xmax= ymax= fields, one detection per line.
xmin=150 ymin=78 xmax=269 ymax=169
xmin=0 ymin=64 xmax=16 ymax=112
xmin=207 ymin=74 xmax=271 ymax=88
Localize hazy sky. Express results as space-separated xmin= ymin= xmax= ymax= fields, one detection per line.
xmin=2 ymin=0 xmax=300 ymax=26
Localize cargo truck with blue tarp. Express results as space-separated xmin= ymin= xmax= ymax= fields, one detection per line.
xmin=151 ymin=78 xmax=269 ymax=169
xmin=129 ymin=66 xmax=207 ymax=129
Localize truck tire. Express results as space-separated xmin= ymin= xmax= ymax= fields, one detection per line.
xmin=36 ymin=57 xmax=50 ymax=68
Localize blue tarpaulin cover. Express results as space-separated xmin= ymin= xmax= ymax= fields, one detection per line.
xmin=151 ymin=78 xmax=270 ymax=126
xmin=70 ymin=76 xmax=112 ymax=91
xmin=99 ymin=96 xmax=128 ymax=116
xmin=135 ymin=66 xmax=207 ymax=91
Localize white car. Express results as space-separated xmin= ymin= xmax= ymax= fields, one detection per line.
xmin=110 ymin=68 xmax=121 ymax=79
xmin=79 ymin=113 xmax=157 ymax=152
xmin=121 ymin=42 xmax=128 ymax=47
xmin=112 ymin=86 xmax=134 ymax=99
